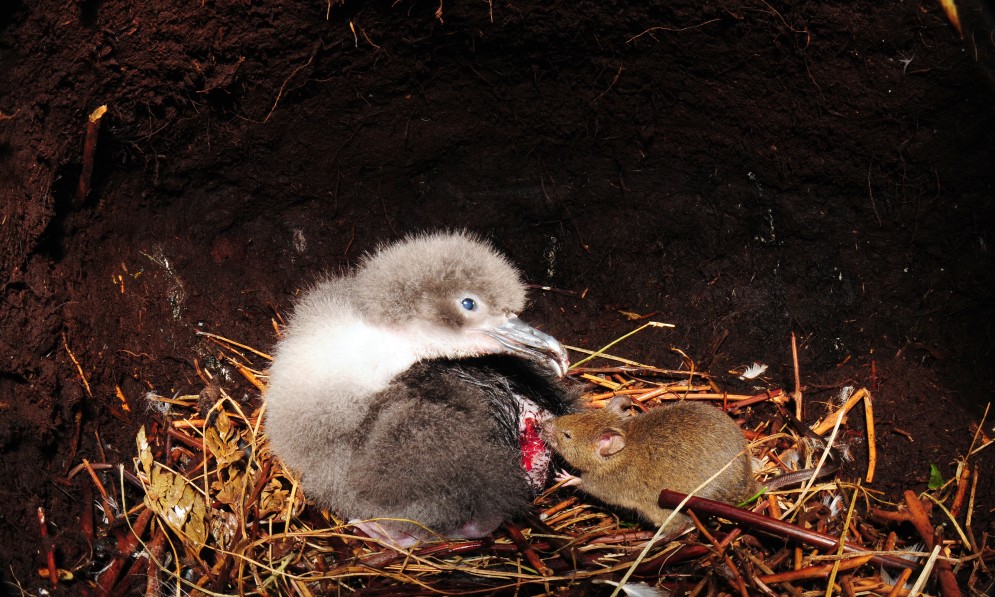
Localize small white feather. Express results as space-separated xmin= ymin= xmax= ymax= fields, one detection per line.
xmin=880 ymin=542 xmax=924 ymax=589
xmin=821 ymin=494 xmax=844 ymax=518
xmin=739 ymin=362 xmax=768 ymax=380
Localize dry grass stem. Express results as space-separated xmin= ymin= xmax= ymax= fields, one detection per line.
xmin=62 ymin=331 xmax=991 ymax=595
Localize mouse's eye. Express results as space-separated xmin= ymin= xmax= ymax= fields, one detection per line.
xmin=460 ymin=297 xmax=477 ymax=311
xmin=561 ymin=430 xmax=572 ymax=440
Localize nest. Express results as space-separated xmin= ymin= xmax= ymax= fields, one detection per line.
xmin=58 ymin=329 xmax=994 ymax=596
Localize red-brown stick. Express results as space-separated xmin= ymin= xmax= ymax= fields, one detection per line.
xmin=791 ymin=332 xmax=802 ymax=420
xmin=504 ymin=522 xmax=553 ymax=576
xmin=167 ymin=427 xmax=205 ymax=451
xmin=658 ymin=490 xmax=921 ymax=572
xmin=949 ymin=465 xmax=972 ymax=519
xmin=728 ymin=389 xmax=784 ymax=411
xmin=96 ymin=508 xmax=154 ymax=596
xmin=902 ymin=491 xmax=962 ymax=597
xmin=79 ymin=478 xmax=95 ymax=539
xmin=75 ymin=105 xmax=106 ymax=206
xmin=145 ymin=527 xmax=166 ymax=597
xmin=885 ymin=568 xmax=913 ymax=597
xmin=757 ymin=554 xmax=873 ymax=583
xmin=38 ymin=507 xmax=58 ymax=589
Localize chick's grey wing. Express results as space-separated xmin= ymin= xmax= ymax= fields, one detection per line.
xmin=342 ymin=361 xmax=531 ymax=532
xmin=460 ymin=355 xmax=584 ymax=417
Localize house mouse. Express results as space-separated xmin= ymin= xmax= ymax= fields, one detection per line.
xmin=545 ymin=397 xmax=759 ymax=531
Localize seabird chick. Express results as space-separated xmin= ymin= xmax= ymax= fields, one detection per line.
xmin=265 ymin=231 xmax=575 ymax=546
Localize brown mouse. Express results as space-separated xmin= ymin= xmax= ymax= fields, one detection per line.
xmin=545 ymin=397 xmax=757 ymax=531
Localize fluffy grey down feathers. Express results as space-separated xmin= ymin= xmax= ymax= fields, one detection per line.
xmin=264 ymin=232 xmax=574 ymax=543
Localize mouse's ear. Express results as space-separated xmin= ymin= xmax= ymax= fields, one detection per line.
xmin=606 ymin=396 xmax=633 ymax=414
xmin=597 ymin=428 xmax=626 ymax=457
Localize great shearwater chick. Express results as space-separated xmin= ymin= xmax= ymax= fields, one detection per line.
xmin=264 ymin=231 xmax=576 ymax=546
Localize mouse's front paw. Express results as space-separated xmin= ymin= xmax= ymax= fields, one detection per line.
xmin=553 ymin=469 xmax=581 ymax=487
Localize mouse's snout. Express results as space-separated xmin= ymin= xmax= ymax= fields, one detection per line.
xmin=541 ymin=417 xmax=565 ymax=446
xmin=540 ymin=418 xmax=556 ymax=441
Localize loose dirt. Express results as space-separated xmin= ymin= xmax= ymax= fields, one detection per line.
xmin=1 ymin=0 xmax=993 ymax=592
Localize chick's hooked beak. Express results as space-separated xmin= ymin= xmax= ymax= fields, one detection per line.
xmin=478 ymin=316 xmax=570 ymax=377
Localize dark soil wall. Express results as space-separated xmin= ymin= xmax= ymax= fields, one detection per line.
xmin=2 ymin=0 xmax=994 ymax=591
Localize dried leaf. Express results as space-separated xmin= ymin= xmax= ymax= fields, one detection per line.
xmin=145 ymin=467 xmax=172 ymax=507
xmin=142 ymin=463 xmax=209 ymax=548
xmin=162 ymin=475 xmax=190 ymax=530
xmin=216 ymin=409 xmax=233 ymax=439
xmin=260 ymin=478 xmax=290 ymax=517
xmin=137 ymin=426 xmax=152 ymax=475
xmin=212 ymin=470 xmax=247 ymax=507
xmin=205 ymin=410 xmax=244 ymax=469
xmin=186 ymin=490 xmax=209 ymax=547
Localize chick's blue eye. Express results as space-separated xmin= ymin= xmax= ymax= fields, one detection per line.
xmin=461 ymin=297 xmax=477 ymax=311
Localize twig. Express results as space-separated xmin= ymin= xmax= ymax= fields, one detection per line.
xmin=263 ymin=42 xmax=321 ymax=123
xmin=687 ymin=510 xmax=721 ymax=555
xmin=783 ymin=403 xmax=846 ymax=520
xmin=758 ymin=554 xmax=873 ymax=584
xmin=233 ymin=361 xmax=266 ymax=390
xmin=791 ymin=332 xmax=802 ymax=421
xmin=590 ymin=390 xmax=749 ymax=404
xmin=62 ymin=332 xmax=93 ymax=398
xmin=38 ymin=507 xmax=58 ymax=589
xmin=966 ymin=402 xmax=991 ymax=457
xmin=689 ymin=512 xmax=749 ymax=596
xmin=588 ymin=384 xmax=712 ymax=398
xmin=591 ymin=63 xmax=623 ymax=104
xmin=826 ymin=485 xmax=862 ymax=597
xmin=658 ymin=490 xmax=921 ymax=572
xmin=66 ymin=409 xmax=84 ymax=474
xmin=196 ymin=331 xmax=274 ymax=360
xmin=902 ymin=491 xmax=936 ymax=548
xmin=728 ymin=389 xmax=785 ymax=410
xmin=355 ymin=22 xmax=380 ymax=49
xmin=80 ymin=477 xmax=95 ymax=539
xmin=885 ymin=568 xmax=913 ymax=597
xmin=167 ymin=427 xmax=205 ymax=451
xmin=921 ymin=493 xmax=971 ymax=550
xmin=903 ymin=490 xmax=962 ymax=597
xmin=588 ymin=530 xmax=659 ymax=544
xmin=811 ymin=388 xmax=869 ymax=435
xmin=863 ymin=390 xmax=876 ymax=483
xmin=66 ymin=461 xmax=143 ymax=489
xmin=950 ymin=463 xmax=973 ymax=519
xmin=966 ymin=465 xmax=980 ymax=553
xmin=626 ymin=18 xmax=721 ymax=43
xmin=907 ymin=544 xmax=942 ymax=597
xmin=569 ymin=321 xmax=675 ymax=370
xmin=83 ymin=458 xmax=116 ymax=524
xmin=74 ymin=104 xmax=107 ymax=206
xmin=96 ymin=508 xmax=154 ymax=595
xmin=569 ymin=364 xmax=712 ymax=379
xmin=756 ymin=0 xmax=810 ymax=48
xmin=145 ymin=527 xmax=167 ymax=596
xmin=503 ymin=523 xmax=553 ymax=576
xmin=115 ymin=385 xmax=132 ymax=413
xmin=539 ymin=496 xmax=578 ymax=519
